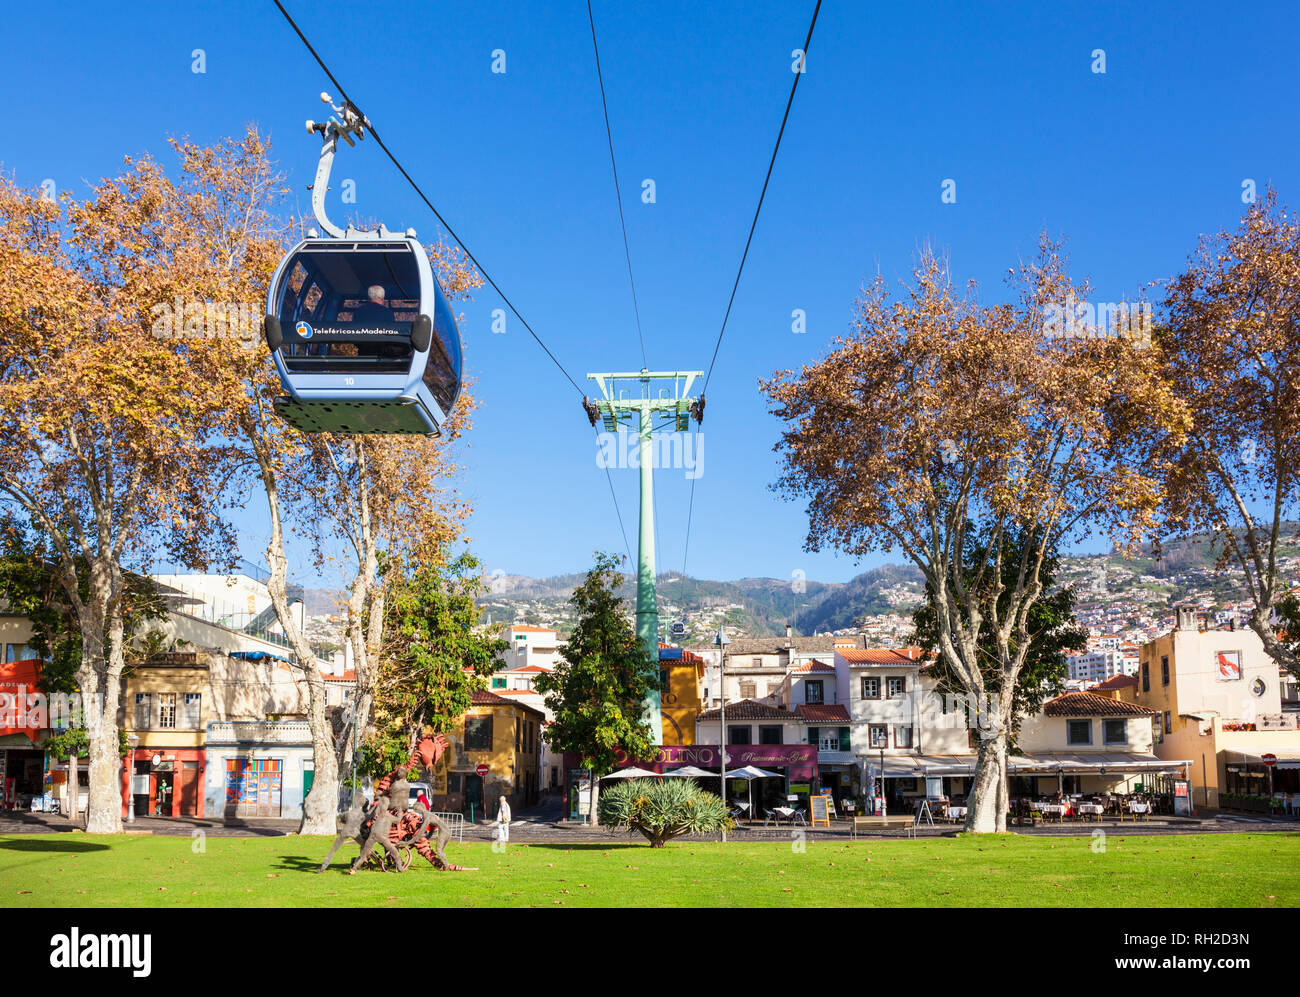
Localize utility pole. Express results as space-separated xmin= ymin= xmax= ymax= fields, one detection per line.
xmin=585 ymin=369 xmax=704 ymax=744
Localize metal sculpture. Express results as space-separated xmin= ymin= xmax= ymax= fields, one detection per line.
xmin=319 ymin=734 xmax=475 ymax=874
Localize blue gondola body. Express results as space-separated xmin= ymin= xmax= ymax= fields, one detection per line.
xmin=263 ymin=234 xmax=463 ymax=435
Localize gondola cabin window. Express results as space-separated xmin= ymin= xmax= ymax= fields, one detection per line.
xmin=277 ymin=247 xmax=420 ymax=372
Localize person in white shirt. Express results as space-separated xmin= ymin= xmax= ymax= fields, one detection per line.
xmin=496 ymin=795 xmax=512 ymax=842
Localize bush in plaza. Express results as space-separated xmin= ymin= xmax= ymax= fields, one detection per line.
xmin=598 ymin=778 xmax=732 ymax=847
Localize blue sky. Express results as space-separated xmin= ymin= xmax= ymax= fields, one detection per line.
xmin=7 ymin=1 xmax=1300 ymax=588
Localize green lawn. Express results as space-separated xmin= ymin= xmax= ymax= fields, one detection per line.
xmin=0 ymin=832 xmax=1296 ymax=907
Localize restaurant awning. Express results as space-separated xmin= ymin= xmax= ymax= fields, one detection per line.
xmin=816 ymin=751 xmax=857 ymax=766
xmin=858 ymin=752 xmax=1191 ymax=776
xmin=859 ymin=755 xmax=979 ymax=777
xmin=1224 ymin=748 xmax=1300 ymax=770
xmin=1007 ymin=752 xmax=1192 ymax=774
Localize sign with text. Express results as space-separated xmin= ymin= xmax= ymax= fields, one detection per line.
xmin=611 ymin=743 xmax=817 ymax=781
xmin=809 ymin=794 xmax=831 ymax=827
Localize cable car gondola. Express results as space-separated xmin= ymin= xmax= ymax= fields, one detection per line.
xmin=264 ymin=232 xmax=462 ymax=435
xmin=262 ymin=93 xmax=462 ymax=436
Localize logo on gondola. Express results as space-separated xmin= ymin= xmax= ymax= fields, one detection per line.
xmin=295 ymin=321 xmax=313 ymax=339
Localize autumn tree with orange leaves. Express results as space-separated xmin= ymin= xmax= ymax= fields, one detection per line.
xmin=1156 ymin=190 xmax=1300 ymax=677
xmin=0 ymin=129 xmax=478 ymax=835
xmin=0 ymin=155 xmax=247 ymax=832
xmin=762 ymin=241 xmax=1188 ymax=833
xmin=168 ymin=132 xmax=480 ymax=834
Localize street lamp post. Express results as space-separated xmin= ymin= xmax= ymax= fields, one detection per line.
xmin=127 ymin=734 xmax=139 ymax=824
xmin=714 ymin=626 xmax=730 ymax=842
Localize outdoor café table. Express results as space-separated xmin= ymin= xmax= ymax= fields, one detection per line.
xmin=1128 ymin=802 xmax=1150 ymax=818
xmin=1039 ymin=804 xmax=1067 ymax=820
xmin=1077 ymin=803 xmax=1104 ymax=820
xmin=767 ymin=806 xmax=797 ymax=825
xmin=947 ymin=806 xmax=967 ymax=822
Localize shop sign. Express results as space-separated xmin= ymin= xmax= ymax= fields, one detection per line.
xmin=612 ymin=742 xmax=818 ymax=780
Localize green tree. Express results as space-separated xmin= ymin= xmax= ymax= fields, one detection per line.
xmin=0 ymin=518 xmax=167 ymax=825
xmin=362 ymin=551 xmax=506 ymax=779
xmin=534 ymin=553 xmax=660 ymax=825
xmin=909 ymin=527 xmax=1087 ymax=753
xmin=598 ymin=777 xmax=732 ymax=847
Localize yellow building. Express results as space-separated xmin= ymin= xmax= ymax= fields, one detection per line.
xmin=121 ymin=653 xmax=212 ymax=817
xmin=428 ymin=689 xmax=544 ymax=820
xmin=659 ymin=645 xmax=706 ymax=746
xmin=1124 ymin=607 xmax=1300 ymax=810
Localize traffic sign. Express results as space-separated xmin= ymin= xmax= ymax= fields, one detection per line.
xmin=475 ymin=763 xmax=489 ymax=777
xmin=1262 ymin=753 xmax=1278 ymax=767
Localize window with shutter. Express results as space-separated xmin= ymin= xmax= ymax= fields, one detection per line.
xmin=134 ymin=693 xmax=152 ymax=730
xmin=182 ymin=693 xmax=201 ymax=729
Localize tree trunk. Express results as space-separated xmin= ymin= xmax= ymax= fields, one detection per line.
xmin=588 ymin=772 xmax=601 ymax=827
xmin=963 ymin=731 xmax=1007 ymax=834
xmin=79 ymin=661 xmax=123 ymax=834
xmin=257 ymin=448 xmax=338 ymax=836
xmin=299 ymin=668 xmax=339 ymax=835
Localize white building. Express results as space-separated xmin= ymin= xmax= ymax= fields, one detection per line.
xmin=1067 ymin=649 xmax=1136 ymax=683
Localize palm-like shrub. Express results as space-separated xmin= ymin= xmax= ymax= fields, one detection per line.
xmin=598 ymin=778 xmax=733 ymax=847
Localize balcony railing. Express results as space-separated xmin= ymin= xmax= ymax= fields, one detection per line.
xmin=207 ymin=720 xmax=313 ymax=744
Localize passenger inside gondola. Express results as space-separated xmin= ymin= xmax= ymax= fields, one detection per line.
xmin=353 ymin=284 xmax=394 ymax=324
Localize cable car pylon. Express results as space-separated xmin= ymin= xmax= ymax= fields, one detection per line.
xmin=585 ymin=370 xmax=705 ymax=744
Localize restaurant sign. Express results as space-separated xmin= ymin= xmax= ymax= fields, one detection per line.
xmin=612 ymin=743 xmax=818 ymax=781
xmin=0 ymin=659 xmax=42 ymax=743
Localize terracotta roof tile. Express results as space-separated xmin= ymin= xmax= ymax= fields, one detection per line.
xmin=469 ymin=688 xmax=546 ymax=718
xmin=1091 ymin=674 xmax=1139 ymax=691
xmin=791 ymin=659 xmax=836 ymax=674
xmin=698 ymin=699 xmax=800 ymax=721
xmin=1043 ymin=691 xmax=1158 ymax=718
xmin=838 ymin=647 xmax=924 ymax=665
xmin=796 ymin=704 xmax=850 ymax=723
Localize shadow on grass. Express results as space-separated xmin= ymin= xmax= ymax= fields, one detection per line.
xmin=277 ymin=854 xmax=341 ymax=873
xmin=523 ymin=842 xmax=665 ymax=851
xmin=0 ymin=838 xmax=110 ymax=853
xmin=274 ymin=853 xmax=394 ymax=875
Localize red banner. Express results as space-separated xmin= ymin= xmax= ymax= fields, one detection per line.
xmin=0 ymin=659 xmax=43 ymax=742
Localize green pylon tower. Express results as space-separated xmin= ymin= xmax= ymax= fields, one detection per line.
xmin=584 ymin=369 xmax=705 ymax=745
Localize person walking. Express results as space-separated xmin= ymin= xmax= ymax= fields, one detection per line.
xmin=495 ymin=794 xmax=512 ymax=843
